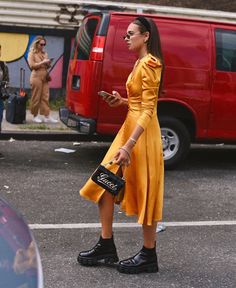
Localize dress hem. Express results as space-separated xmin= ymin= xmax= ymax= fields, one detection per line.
xmin=80 ymin=190 xmax=162 ymax=225
xmin=119 ymin=206 xmax=162 ymax=226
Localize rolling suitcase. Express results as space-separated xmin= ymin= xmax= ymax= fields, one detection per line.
xmin=6 ymin=68 xmax=27 ymax=124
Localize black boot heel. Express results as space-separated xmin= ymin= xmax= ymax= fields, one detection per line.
xmin=77 ymin=236 xmax=119 ymax=267
xmin=117 ymin=246 xmax=159 ymax=274
xmin=78 ymin=256 xmax=98 ymax=266
xmin=146 ymin=263 xmax=159 ymax=273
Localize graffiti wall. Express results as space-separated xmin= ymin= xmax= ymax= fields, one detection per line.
xmin=0 ymin=33 xmax=65 ymax=91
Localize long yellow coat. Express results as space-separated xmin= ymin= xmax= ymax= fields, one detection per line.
xmin=80 ymin=53 xmax=164 ymax=226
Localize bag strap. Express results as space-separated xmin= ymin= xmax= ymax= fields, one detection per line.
xmin=103 ymin=159 xmax=125 ymax=180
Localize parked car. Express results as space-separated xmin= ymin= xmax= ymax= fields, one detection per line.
xmin=60 ymin=11 xmax=236 ymax=169
xmin=0 ymin=197 xmax=43 ymax=288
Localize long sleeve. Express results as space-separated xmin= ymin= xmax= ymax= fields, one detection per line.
xmin=137 ymin=57 xmax=162 ymax=130
xmin=3 ymin=64 xmax=9 ymax=82
xmin=28 ymin=52 xmax=37 ymax=70
xmin=28 ymin=52 xmax=49 ymax=70
xmin=0 ymin=62 xmax=9 ymax=82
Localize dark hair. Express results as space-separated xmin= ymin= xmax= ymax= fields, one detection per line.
xmin=133 ymin=17 xmax=163 ymax=62
xmin=133 ymin=16 xmax=165 ymax=94
xmin=135 ymin=16 xmax=151 ymax=33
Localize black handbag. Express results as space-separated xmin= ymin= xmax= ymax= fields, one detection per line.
xmin=91 ymin=161 xmax=125 ymax=196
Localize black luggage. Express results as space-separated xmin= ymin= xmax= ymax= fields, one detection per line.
xmin=6 ymin=94 xmax=27 ymax=124
xmin=6 ymin=68 xmax=27 ymax=124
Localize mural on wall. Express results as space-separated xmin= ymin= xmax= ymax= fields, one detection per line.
xmin=0 ymin=33 xmax=64 ymax=90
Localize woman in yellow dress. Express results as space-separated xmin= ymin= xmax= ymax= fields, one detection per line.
xmin=78 ymin=16 xmax=164 ymax=274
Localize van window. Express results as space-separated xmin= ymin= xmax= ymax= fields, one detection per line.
xmin=215 ymin=29 xmax=236 ymax=72
xmin=76 ymin=18 xmax=99 ymax=60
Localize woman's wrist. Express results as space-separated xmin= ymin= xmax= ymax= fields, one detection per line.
xmin=125 ymin=137 xmax=137 ymax=150
xmin=121 ymin=98 xmax=128 ymax=106
xmin=119 ymin=146 xmax=131 ymax=160
xmin=129 ymin=137 xmax=137 ymax=145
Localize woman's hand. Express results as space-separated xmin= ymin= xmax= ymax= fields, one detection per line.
xmin=103 ymin=91 xmax=125 ymax=107
xmin=114 ymin=146 xmax=131 ymax=166
xmin=42 ymin=59 xmax=51 ymax=65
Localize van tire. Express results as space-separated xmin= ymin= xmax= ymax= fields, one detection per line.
xmin=159 ymin=117 xmax=190 ymax=170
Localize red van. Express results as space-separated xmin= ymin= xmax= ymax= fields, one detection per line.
xmin=60 ymin=11 xmax=236 ymax=169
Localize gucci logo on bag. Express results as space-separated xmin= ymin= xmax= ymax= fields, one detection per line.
xmin=97 ymin=173 xmax=118 ymax=191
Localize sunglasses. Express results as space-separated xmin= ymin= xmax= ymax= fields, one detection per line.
xmin=39 ymin=43 xmax=46 ymax=46
xmin=123 ymin=32 xmax=141 ymax=40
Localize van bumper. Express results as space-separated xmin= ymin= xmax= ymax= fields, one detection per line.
xmin=59 ymin=107 xmax=96 ymax=135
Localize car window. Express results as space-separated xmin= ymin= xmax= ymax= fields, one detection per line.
xmin=76 ymin=18 xmax=99 ymax=60
xmin=215 ymin=29 xmax=236 ymax=72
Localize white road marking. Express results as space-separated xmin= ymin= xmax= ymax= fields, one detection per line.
xmin=29 ymin=220 xmax=236 ymax=230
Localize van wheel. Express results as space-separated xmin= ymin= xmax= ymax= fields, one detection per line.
xmin=159 ymin=117 xmax=190 ymax=170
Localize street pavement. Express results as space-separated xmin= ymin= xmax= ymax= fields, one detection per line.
xmin=0 ymin=120 xmax=236 ymax=287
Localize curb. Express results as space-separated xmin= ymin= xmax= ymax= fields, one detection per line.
xmin=0 ymin=130 xmax=114 ymax=142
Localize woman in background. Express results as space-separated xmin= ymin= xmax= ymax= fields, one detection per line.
xmin=28 ymin=36 xmax=58 ymax=123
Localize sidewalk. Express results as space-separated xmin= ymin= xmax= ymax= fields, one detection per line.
xmin=2 ymin=109 xmax=73 ymax=133
xmin=1 ymin=109 xmax=114 ymax=142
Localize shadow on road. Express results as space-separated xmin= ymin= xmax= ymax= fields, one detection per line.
xmin=181 ymin=145 xmax=236 ymax=170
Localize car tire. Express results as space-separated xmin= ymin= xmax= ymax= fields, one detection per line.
xmin=159 ymin=116 xmax=191 ymax=170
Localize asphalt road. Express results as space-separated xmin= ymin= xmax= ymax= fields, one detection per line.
xmin=0 ymin=139 xmax=236 ymax=288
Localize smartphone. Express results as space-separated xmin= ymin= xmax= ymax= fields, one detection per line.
xmin=98 ymin=90 xmax=114 ymax=98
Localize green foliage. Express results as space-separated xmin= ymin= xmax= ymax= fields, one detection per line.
xmin=25 ymin=97 xmax=65 ymax=111
xmin=19 ymin=124 xmax=48 ymax=130
xmin=49 ymin=97 xmax=65 ymax=111
xmin=18 ymin=123 xmax=69 ymax=131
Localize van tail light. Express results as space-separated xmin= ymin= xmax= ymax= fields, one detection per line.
xmin=90 ymin=36 xmax=105 ymax=61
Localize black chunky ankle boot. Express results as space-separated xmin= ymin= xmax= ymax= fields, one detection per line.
xmin=77 ymin=235 xmax=119 ymax=266
xmin=117 ymin=246 xmax=158 ymax=274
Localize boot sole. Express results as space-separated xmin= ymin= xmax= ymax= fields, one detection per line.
xmin=117 ymin=262 xmax=158 ymax=274
xmin=78 ymin=254 xmax=119 ymax=266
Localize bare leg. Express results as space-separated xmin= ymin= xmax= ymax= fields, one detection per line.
xmin=142 ymin=222 xmax=157 ymax=248
xmin=78 ymin=191 xmax=118 ymax=266
xmin=98 ymin=191 xmax=114 ymax=239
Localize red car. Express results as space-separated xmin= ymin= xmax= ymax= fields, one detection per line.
xmin=60 ymin=12 xmax=236 ymax=169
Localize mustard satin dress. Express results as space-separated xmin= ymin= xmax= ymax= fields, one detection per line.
xmin=80 ymin=53 xmax=164 ymax=226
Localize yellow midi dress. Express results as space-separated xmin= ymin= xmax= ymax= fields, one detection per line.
xmin=80 ymin=53 xmax=164 ymax=226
